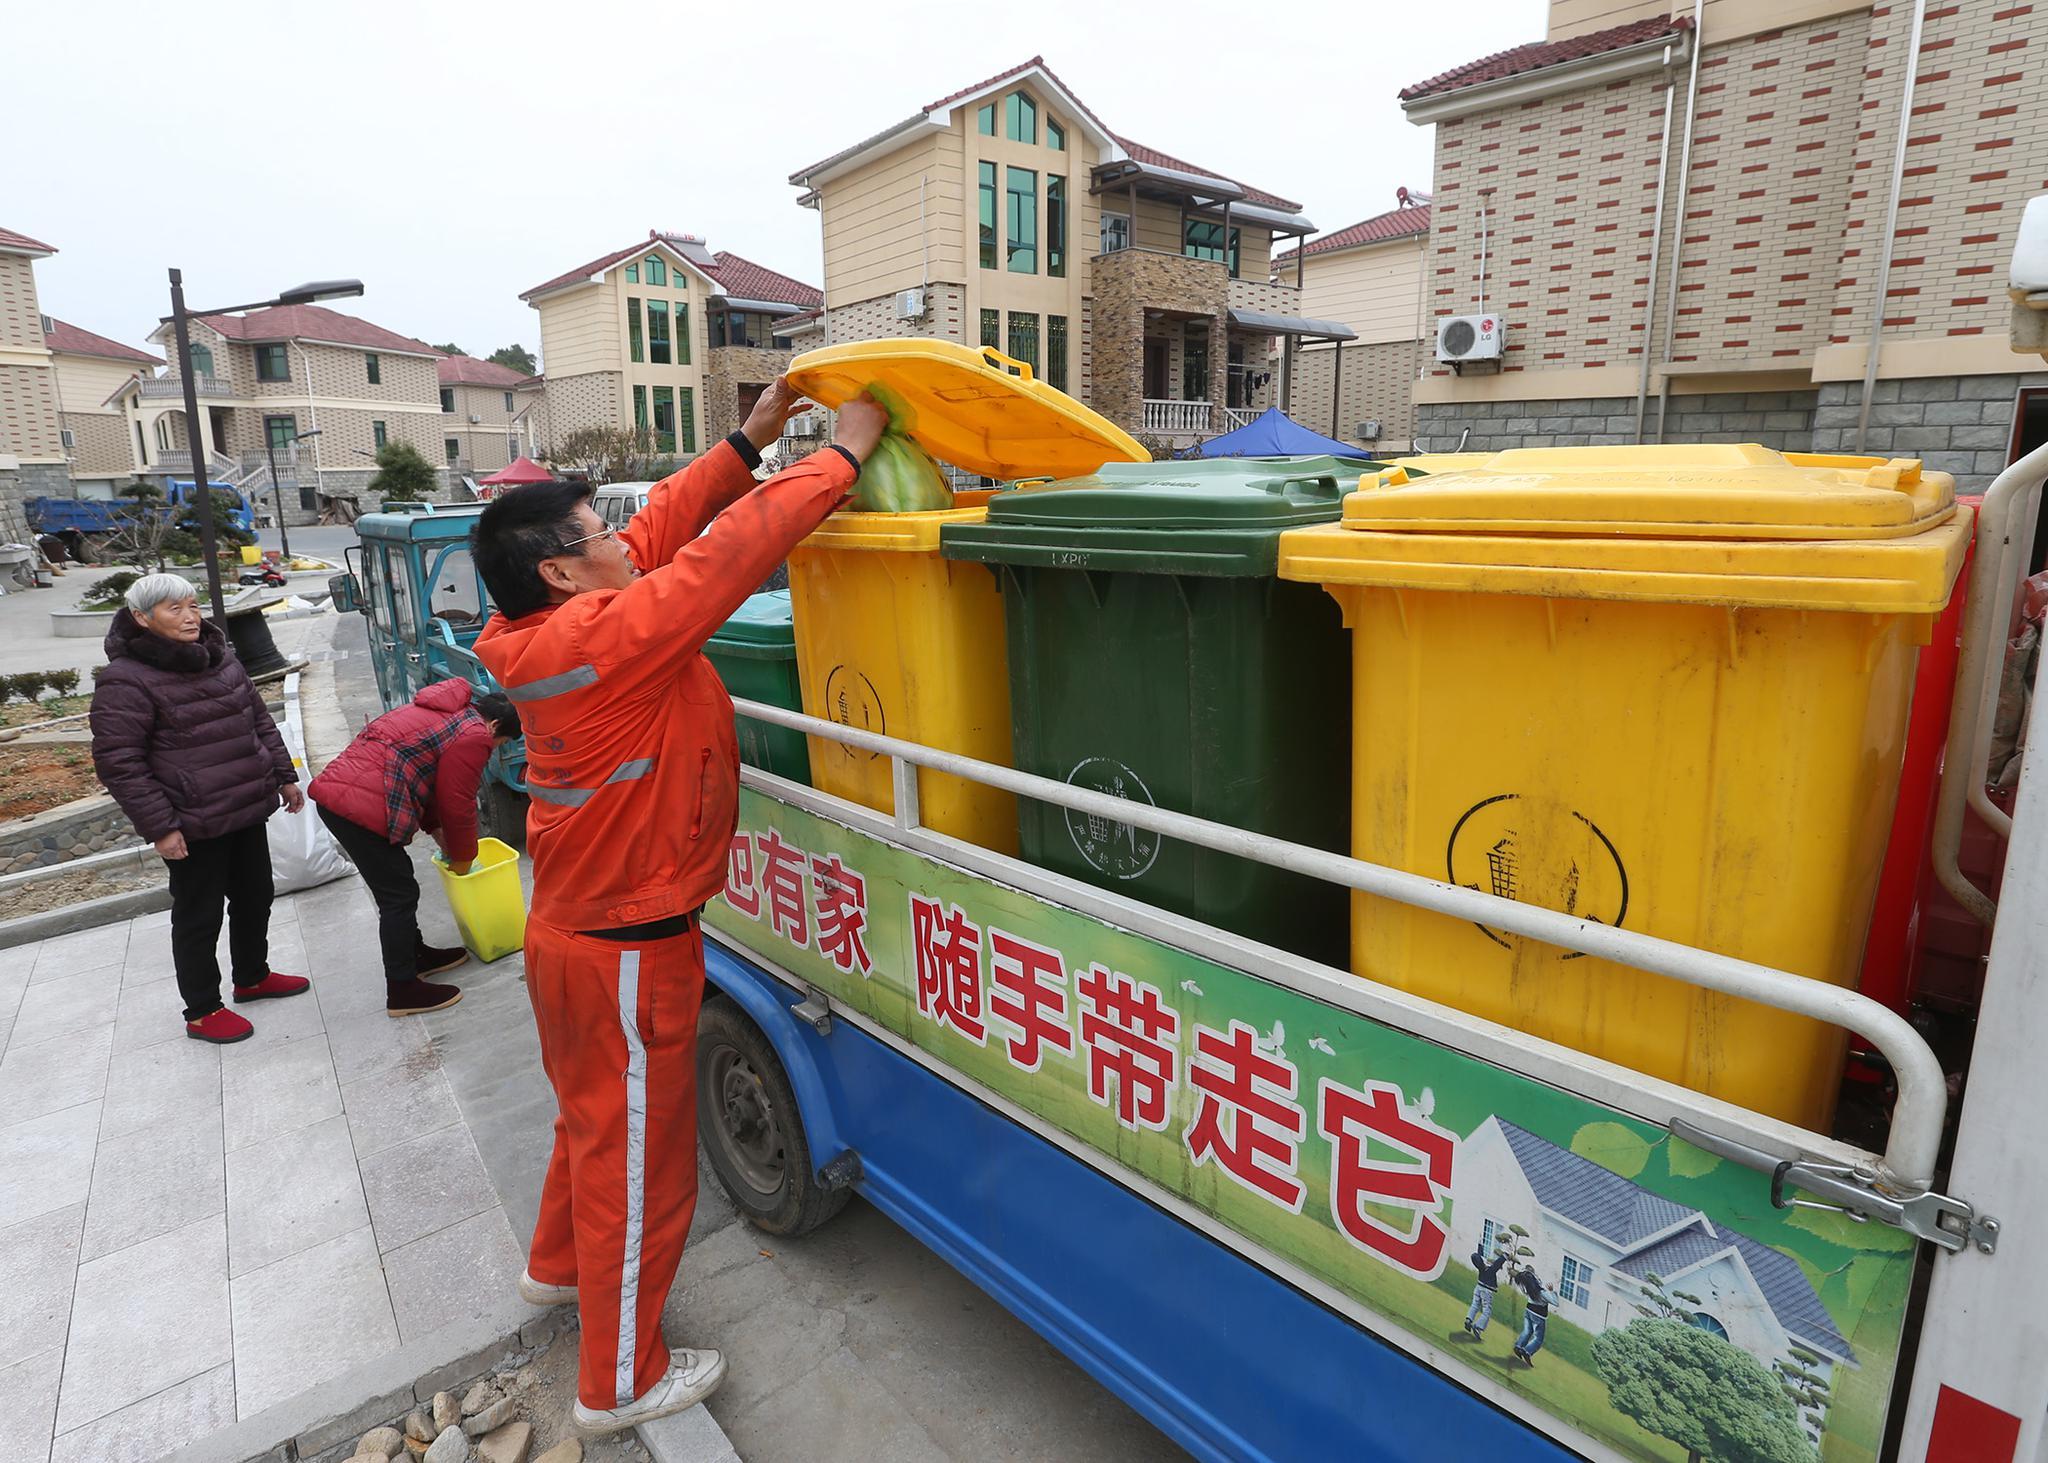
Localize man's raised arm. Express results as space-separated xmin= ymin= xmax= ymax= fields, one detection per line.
xmin=621 ymin=378 xmax=817 ymax=568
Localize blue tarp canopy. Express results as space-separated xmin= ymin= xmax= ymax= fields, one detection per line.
xmin=1195 ymin=407 xmax=1365 ymax=459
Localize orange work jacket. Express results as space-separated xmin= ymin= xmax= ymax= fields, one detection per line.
xmin=475 ymin=436 xmax=855 ymax=930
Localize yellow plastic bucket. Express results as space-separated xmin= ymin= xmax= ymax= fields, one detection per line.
xmin=239 ymin=545 xmax=261 ymax=566
xmin=783 ymin=339 xmax=1148 ymax=850
xmin=433 ymin=837 xmax=527 ymax=962
xmin=1276 ymin=445 xmax=1973 ymax=1130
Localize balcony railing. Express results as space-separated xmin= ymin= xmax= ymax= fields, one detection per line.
xmin=1142 ymin=399 xmax=1213 ymax=435
xmin=138 ymin=375 xmax=233 ymax=399
xmin=147 ymin=449 xmax=237 ymax=477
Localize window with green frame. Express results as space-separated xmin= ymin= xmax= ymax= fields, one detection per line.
xmin=439 ymin=387 xmax=454 ymax=413
xmin=1048 ymin=315 xmax=1068 ymax=393
xmin=365 ymin=352 xmax=380 ymax=385
xmin=1182 ymin=334 xmax=1210 ymax=400
xmin=503 ymin=391 xmax=515 ymax=412
xmin=445 ymin=437 xmax=460 ymax=463
xmin=980 ymin=309 xmax=1001 ymax=349
xmin=1183 ymin=219 xmax=1242 ymax=277
xmin=1006 ymin=311 xmax=1040 ymax=377
xmin=372 ymin=420 xmax=387 ymax=449
xmin=1007 ymin=166 xmax=1038 ymax=274
xmin=1047 ymin=175 xmax=1066 ymax=278
xmin=186 ymin=343 xmax=214 ymax=377
xmin=674 ymin=302 xmax=691 ymax=365
xmin=626 ymin=263 xmax=639 ymax=283
xmin=978 ymin=162 xmax=997 ymax=270
xmin=645 ymin=255 xmax=667 ymax=287
xmin=651 ymin=385 xmax=676 ymax=453
xmin=977 ymin=102 xmax=996 ymax=135
xmin=264 ymin=414 xmax=297 ymax=452
xmin=627 ymin=297 xmax=643 ymax=363
xmin=648 ymin=300 xmax=671 ymax=365
xmin=678 ymin=386 xmax=696 ymax=455
xmin=1047 ymin=118 xmax=1065 ymax=151
xmin=633 ymin=385 xmax=648 ymax=430
xmin=1006 ymin=91 xmax=1036 ymax=144
xmin=255 ymin=343 xmax=289 ymax=381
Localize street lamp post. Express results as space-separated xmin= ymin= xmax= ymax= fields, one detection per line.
xmin=265 ymin=427 xmax=319 ymax=561
xmin=164 ymin=272 xmax=362 ymax=621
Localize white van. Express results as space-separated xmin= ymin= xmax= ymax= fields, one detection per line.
xmin=591 ymin=482 xmax=655 ymax=531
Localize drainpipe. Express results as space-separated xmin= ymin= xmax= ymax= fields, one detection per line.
xmin=1631 ymin=29 xmax=1685 ymax=444
xmin=1854 ymin=0 xmax=1930 ymax=453
xmin=1654 ymin=0 xmax=1706 ymax=444
xmin=1476 ymin=191 xmax=1489 ymax=318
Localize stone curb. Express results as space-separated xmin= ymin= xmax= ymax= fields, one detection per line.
xmin=640 ymin=1404 xmax=743 ymax=1463
xmin=0 ymin=841 xmax=156 ymax=893
xmin=163 ymin=1304 xmax=573 ymax=1463
xmin=0 ymin=881 xmax=170 ymax=949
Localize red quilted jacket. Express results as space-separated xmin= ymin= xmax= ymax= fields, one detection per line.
xmin=309 ymin=679 xmax=494 ymax=861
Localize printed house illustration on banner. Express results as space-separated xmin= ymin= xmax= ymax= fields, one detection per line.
xmin=1451 ymin=1118 xmax=1856 ymax=1388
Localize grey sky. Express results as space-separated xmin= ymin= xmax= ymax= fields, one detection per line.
xmin=12 ymin=0 xmax=1540 ymax=364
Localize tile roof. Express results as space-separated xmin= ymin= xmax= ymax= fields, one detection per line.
xmin=1276 ymin=205 xmax=1432 ymax=264
xmin=437 ymin=355 xmax=530 ymax=387
xmin=514 ymin=374 xmax=545 ymax=389
xmin=1400 ymin=15 xmax=1687 ymax=102
xmin=193 ymin=304 xmax=439 ymax=356
xmin=521 ymin=234 xmax=820 ymax=306
xmin=706 ymin=252 xmax=822 ymax=308
xmin=1111 ymin=136 xmax=1300 ymax=213
xmin=1613 ymin=1229 xmax=1853 ymax=1360
xmin=44 ymin=317 xmax=160 ymax=366
xmin=0 ymin=226 xmax=56 ymax=255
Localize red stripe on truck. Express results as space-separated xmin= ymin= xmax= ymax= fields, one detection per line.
xmin=1928 ymin=1385 xmax=2021 ymax=1462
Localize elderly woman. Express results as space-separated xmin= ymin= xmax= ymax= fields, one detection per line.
xmin=89 ymin=573 xmax=311 ymax=1044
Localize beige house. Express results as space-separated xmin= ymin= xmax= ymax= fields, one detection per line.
xmin=787 ymin=57 xmax=1347 ymax=451
xmin=436 ymin=355 xmax=531 ymax=476
xmin=45 ymin=318 xmax=160 ymax=491
xmin=131 ymin=304 xmax=448 ymax=520
xmin=1403 ymin=0 xmax=2048 ymax=483
xmin=0 ymin=226 xmax=69 ymax=516
xmin=1277 ymin=200 xmax=1433 ymax=453
xmin=521 ymin=232 xmax=822 ymax=459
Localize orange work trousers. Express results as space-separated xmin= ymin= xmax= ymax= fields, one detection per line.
xmin=524 ymin=917 xmax=705 ymax=1410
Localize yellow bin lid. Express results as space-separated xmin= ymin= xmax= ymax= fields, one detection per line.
xmin=786 ymin=338 xmax=1149 ymax=482
xmin=1277 ymin=445 xmax=1972 ymax=612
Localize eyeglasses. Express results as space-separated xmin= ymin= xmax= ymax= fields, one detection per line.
xmin=555 ymin=524 xmax=618 ymax=553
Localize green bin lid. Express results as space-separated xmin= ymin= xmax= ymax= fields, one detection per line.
xmin=942 ymin=456 xmax=1381 ymax=577
xmin=706 ymin=590 xmax=796 ymax=658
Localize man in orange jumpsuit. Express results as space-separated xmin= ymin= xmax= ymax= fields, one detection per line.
xmin=472 ymin=381 xmax=885 ymax=1432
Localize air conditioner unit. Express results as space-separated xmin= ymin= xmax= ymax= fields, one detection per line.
xmin=1356 ymin=420 xmax=1383 ymax=441
xmin=469 ymin=414 xmax=481 ymax=424
xmin=1436 ymin=314 xmax=1505 ymax=367
xmin=894 ymin=288 xmax=926 ymax=320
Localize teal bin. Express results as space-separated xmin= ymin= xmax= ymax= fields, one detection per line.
xmin=705 ymin=590 xmax=812 ymax=785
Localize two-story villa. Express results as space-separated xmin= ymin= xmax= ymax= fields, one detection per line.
xmin=436 ymin=355 xmax=533 ymax=476
xmin=521 ymin=232 xmax=822 ymax=458
xmin=0 ymin=226 xmax=70 ymax=522
xmin=45 ymin=318 xmax=160 ymax=492
xmin=786 ymin=57 xmax=1352 ymax=449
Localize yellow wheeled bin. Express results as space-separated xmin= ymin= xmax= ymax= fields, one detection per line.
xmin=783 ymin=339 xmax=1148 ymax=850
xmin=1276 ymin=445 xmax=1974 ymax=1129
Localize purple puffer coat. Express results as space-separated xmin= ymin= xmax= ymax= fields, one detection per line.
xmin=89 ymin=611 xmax=295 ymax=843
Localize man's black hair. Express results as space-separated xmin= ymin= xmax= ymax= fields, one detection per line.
xmin=472 ymin=480 xmax=593 ymax=619
xmin=473 ymin=691 xmax=521 ymax=740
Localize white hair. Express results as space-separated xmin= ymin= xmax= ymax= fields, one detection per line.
xmin=124 ymin=573 xmax=200 ymax=615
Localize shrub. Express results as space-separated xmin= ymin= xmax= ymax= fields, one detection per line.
xmin=81 ymin=570 xmax=140 ymax=611
xmin=367 ymin=441 xmax=438 ymax=502
xmin=10 ymin=672 xmax=49 ymax=702
xmin=47 ymin=669 xmax=82 ymax=697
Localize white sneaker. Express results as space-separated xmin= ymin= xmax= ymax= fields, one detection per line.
xmin=573 ymin=1349 xmax=728 ymax=1435
xmin=517 ymin=1269 xmax=576 ymax=1307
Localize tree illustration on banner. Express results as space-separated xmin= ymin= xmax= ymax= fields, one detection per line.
xmin=1592 ymin=1273 xmax=1816 ymax=1463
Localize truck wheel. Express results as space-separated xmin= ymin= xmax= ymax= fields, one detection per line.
xmin=697 ymin=997 xmax=849 ymax=1236
xmin=477 ymin=779 xmax=527 ymax=851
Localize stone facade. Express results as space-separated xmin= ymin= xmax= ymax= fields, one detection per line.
xmin=1415 ymin=387 xmax=1821 ymax=455
xmin=1092 ymin=249 xmax=1229 ymax=441
xmin=0 ymin=794 xmax=139 ymax=875
xmin=1292 ymin=340 xmax=1427 ymax=453
xmin=703 ymin=345 xmax=796 ymax=445
xmin=1808 ymin=375 xmax=2044 ymax=486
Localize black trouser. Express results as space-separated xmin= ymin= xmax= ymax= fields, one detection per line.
xmin=167 ymin=822 xmax=275 ymax=1022
xmin=318 ymin=806 xmax=423 ymax=984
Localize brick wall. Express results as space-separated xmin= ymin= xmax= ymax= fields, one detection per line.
xmin=703 ymin=346 xmax=794 ymax=446
xmin=1293 ymin=340 xmax=1428 ymax=451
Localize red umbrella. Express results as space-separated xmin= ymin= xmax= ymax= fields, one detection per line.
xmin=477 ymin=456 xmax=554 ymax=495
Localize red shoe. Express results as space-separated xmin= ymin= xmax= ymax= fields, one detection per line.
xmin=186 ymin=1008 xmax=255 ymax=1044
xmin=233 ymin=973 xmax=311 ymax=1002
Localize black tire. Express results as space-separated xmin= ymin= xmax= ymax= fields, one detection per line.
xmin=477 ymin=778 xmax=528 ymax=852
xmin=697 ymin=996 xmax=849 ymax=1236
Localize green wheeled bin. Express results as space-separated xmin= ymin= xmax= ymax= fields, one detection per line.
xmin=705 ymin=589 xmax=811 ymax=786
xmin=940 ymin=457 xmax=1371 ymax=965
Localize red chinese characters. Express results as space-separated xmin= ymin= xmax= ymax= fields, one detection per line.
xmin=810 ymin=854 xmax=873 ymax=977
xmin=755 ymin=830 xmax=810 ymax=946
xmin=909 ymin=894 xmax=986 ymax=1044
xmin=723 ymin=834 xmax=761 ymax=920
xmin=987 ymin=927 xmax=1074 ymax=1073
xmin=1076 ymin=965 xmax=1179 ymax=1131
xmin=1317 ymin=1076 xmax=1457 ymax=1280
xmin=1184 ymin=1020 xmax=1307 ymax=1212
